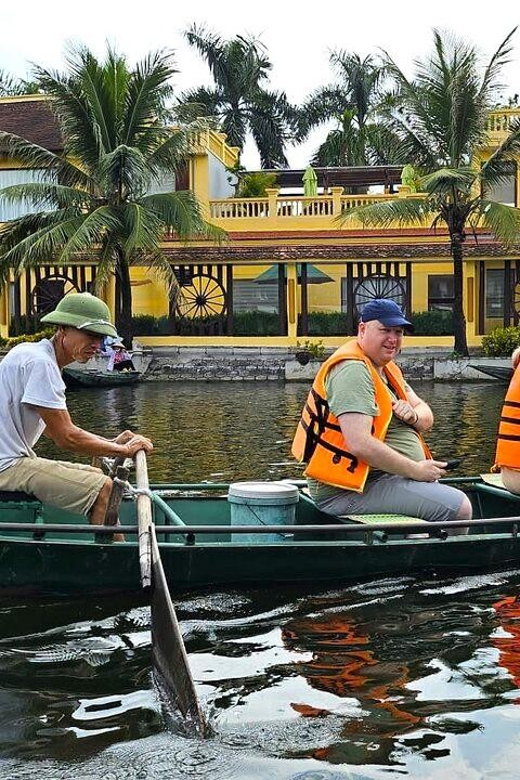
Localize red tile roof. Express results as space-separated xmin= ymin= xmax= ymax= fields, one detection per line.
xmin=0 ymin=97 xmax=62 ymax=152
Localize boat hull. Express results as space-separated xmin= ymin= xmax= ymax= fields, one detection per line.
xmin=1 ymin=480 xmax=520 ymax=594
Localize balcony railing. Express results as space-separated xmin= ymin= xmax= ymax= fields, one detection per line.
xmin=208 ymin=188 xmax=427 ymax=229
xmin=485 ymin=109 xmax=520 ymax=141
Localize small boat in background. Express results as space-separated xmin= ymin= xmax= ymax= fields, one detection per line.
xmin=63 ymin=347 xmax=153 ymax=388
xmin=63 ymin=367 xmax=143 ymax=387
xmin=469 ymin=362 xmax=513 ymax=382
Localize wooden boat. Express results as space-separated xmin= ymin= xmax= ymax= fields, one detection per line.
xmin=469 ymin=362 xmax=513 ymax=382
xmin=63 ymin=366 xmax=142 ymax=387
xmin=63 ymin=349 xmax=153 ymax=388
xmin=2 ymin=476 xmax=520 ymax=595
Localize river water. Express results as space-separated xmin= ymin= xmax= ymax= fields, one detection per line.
xmin=2 ymin=380 xmax=520 ymax=780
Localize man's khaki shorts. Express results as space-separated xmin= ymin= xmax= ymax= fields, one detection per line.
xmin=0 ymin=457 xmax=109 ymax=516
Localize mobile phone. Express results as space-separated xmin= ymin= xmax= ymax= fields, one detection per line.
xmin=444 ymin=458 xmax=461 ymax=471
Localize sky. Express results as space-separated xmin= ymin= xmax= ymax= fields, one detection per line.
xmin=3 ymin=0 xmax=520 ymax=168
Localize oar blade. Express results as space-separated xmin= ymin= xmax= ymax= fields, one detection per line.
xmin=150 ymin=527 xmax=207 ymax=736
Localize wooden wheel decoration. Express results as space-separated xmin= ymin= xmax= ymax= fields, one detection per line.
xmin=176 ymin=274 xmax=226 ymax=320
xmin=32 ymin=274 xmax=79 ymax=315
xmin=354 ymin=274 xmax=406 ymax=314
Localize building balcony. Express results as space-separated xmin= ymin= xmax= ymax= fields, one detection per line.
xmin=484 ymin=108 xmax=520 ymax=145
xmin=208 ymin=187 xmax=428 ymax=232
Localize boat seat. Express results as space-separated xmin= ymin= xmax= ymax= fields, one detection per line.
xmin=344 ymin=513 xmax=428 ymax=525
xmin=0 ymin=491 xmax=45 ymax=540
xmin=0 ymin=490 xmax=40 ymax=503
xmin=341 ymin=513 xmax=436 ymax=541
xmin=480 ymin=473 xmax=507 ymax=490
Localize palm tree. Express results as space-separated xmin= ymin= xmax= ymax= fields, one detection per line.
xmin=340 ymin=29 xmax=520 ymax=355
xmin=0 ymin=45 xmax=219 ymax=344
xmin=0 ymin=69 xmax=40 ymax=96
xmin=181 ymin=24 xmax=295 ymax=168
xmin=299 ymin=52 xmax=401 ymax=169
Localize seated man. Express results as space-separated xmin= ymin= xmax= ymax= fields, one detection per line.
xmin=0 ymin=292 xmax=153 ymax=532
xmin=292 ymin=299 xmax=471 ymax=528
xmin=493 ymin=346 xmax=520 ymax=492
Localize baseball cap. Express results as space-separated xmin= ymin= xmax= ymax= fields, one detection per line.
xmin=360 ymin=299 xmax=414 ymax=333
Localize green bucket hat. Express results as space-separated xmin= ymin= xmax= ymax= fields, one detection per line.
xmin=41 ymin=292 xmax=118 ymax=337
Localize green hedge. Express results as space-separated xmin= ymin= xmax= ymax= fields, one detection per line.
xmin=131 ymin=309 xmax=454 ymax=337
xmin=482 ymin=326 xmax=520 ymax=357
xmin=0 ymin=328 xmax=55 ymax=349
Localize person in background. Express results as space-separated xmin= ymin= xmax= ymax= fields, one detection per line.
xmin=292 ymin=299 xmax=472 ymax=528
xmin=493 ymin=345 xmax=520 ymax=492
xmin=0 ymin=292 xmax=153 ymax=534
xmin=104 ymin=338 xmax=136 ymax=372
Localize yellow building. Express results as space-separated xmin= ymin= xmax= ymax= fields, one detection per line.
xmin=0 ymin=96 xmax=519 ymax=348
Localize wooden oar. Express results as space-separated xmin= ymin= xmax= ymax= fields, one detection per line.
xmin=134 ymin=450 xmax=207 ymax=735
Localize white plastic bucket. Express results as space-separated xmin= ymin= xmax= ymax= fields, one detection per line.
xmin=228 ymin=481 xmax=299 ymax=543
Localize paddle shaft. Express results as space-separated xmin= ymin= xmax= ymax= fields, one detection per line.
xmin=135 ymin=450 xmax=153 ymax=589
xmin=134 ymin=449 xmax=207 ymax=736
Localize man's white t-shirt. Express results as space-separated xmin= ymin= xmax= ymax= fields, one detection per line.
xmin=0 ymin=339 xmax=67 ymax=472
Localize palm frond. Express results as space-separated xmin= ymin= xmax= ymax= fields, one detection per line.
xmin=0 ymin=181 xmax=88 ymax=211
xmin=122 ymin=203 xmax=163 ymax=253
xmin=339 ymin=196 xmax=433 ymax=229
xmin=124 ymin=49 xmax=176 ymax=143
xmin=420 ymin=167 xmax=477 ymax=194
xmin=480 ymin=199 xmax=520 ymax=247
xmin=140 ymin=190 xmax=224 ymax=242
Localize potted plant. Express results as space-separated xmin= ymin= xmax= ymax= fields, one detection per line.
xmin=295 ymin=339 xmax=326 ymax=365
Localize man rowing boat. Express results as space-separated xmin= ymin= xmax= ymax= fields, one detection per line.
xmin=0 ymin=292 xmax=153 ymax=531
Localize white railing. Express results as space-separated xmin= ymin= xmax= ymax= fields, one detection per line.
xmin=209 ymin=198 xmax=269 ymax=219
xmin=485 ymin=109 xmax=520 ymax=135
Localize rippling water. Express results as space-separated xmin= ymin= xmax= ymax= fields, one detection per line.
xmin=1 ymin=379 xmax=518 ymax=780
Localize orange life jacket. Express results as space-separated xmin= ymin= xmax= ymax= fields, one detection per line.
xmin=291 ymin=340 xmax=430 ymax=492
xmin=494 ymin=366 xmax=520 ymax=470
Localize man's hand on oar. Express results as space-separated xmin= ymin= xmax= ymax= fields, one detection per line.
xmin=123 ymin=435 xmax=154 ymax=458
xmin=113 ymin=429 xmax=153 ymax=456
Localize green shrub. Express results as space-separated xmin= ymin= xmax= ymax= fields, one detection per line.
xmin=307 ymin=311 xmax=346 ymax=336
xmin=233 ymin=311 xmax=280 ymax=335
xmin=482 ymin=325 xmax=520 ymax=357
xmin=296 ymin=339 xmax=326 ymax=359
xmin=408 ymin=310 xmax=454 ymax=335
xmin=9 ymin=314 xmax=44 ymax=336
xmin=1 ymin=329 xmax=55 ymax=350
xmin=235 ymin=172 xmax=279 ymax=198
xmin=132 ymin=314 xmax=157 ymax=335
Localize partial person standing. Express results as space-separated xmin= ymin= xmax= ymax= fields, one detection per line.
xmin=292 ymin=299 xmax=471 ymax=527
xmin=0 ymin=292 xmax=153 ymax=530
xmin=493 ymin=345 xmax=520 ymax=492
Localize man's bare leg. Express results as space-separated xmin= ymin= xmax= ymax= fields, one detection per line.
xmin=89 ymin=479 xmax=125 ymax=542
xmin=502 ymin=467 xmax=520 ymax=494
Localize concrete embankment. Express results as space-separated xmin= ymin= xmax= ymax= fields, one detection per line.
xmin=0 ymin=345 xmax=508 ymax=382
xmin=143 ymin=346 xmax=507 ymax=382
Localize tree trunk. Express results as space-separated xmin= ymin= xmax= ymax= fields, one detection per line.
xmin=451 ymin=238 xmax=468 ymax=356
xmin=115 ymin=248 xmax=133 ymax=347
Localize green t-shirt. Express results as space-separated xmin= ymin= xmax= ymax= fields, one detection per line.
xmin=307 ymin=360 xmax=425 ymax=503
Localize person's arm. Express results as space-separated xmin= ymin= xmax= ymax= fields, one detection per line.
xmin=391 ymin=386 xmax=434 ymax=433
xmin=29 ymin=406 xmax=153 ymax=458
xmin=339 ymin=412 xmax=446 ymax=481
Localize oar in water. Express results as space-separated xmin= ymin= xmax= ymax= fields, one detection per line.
xmin=134 ymin=450 xmax=207 ymax=735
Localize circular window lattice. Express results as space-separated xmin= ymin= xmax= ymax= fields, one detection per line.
xmin=32 ymin=274 xmax=79 ymax=316
xmin=354 ymin=275 xmax=407 ymax=315
xmin=176 ymin=274 xmax=227 ymax=320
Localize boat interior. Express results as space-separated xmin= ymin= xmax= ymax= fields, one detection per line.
xmin=1 ymin=475 xmax=520 ymax=545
